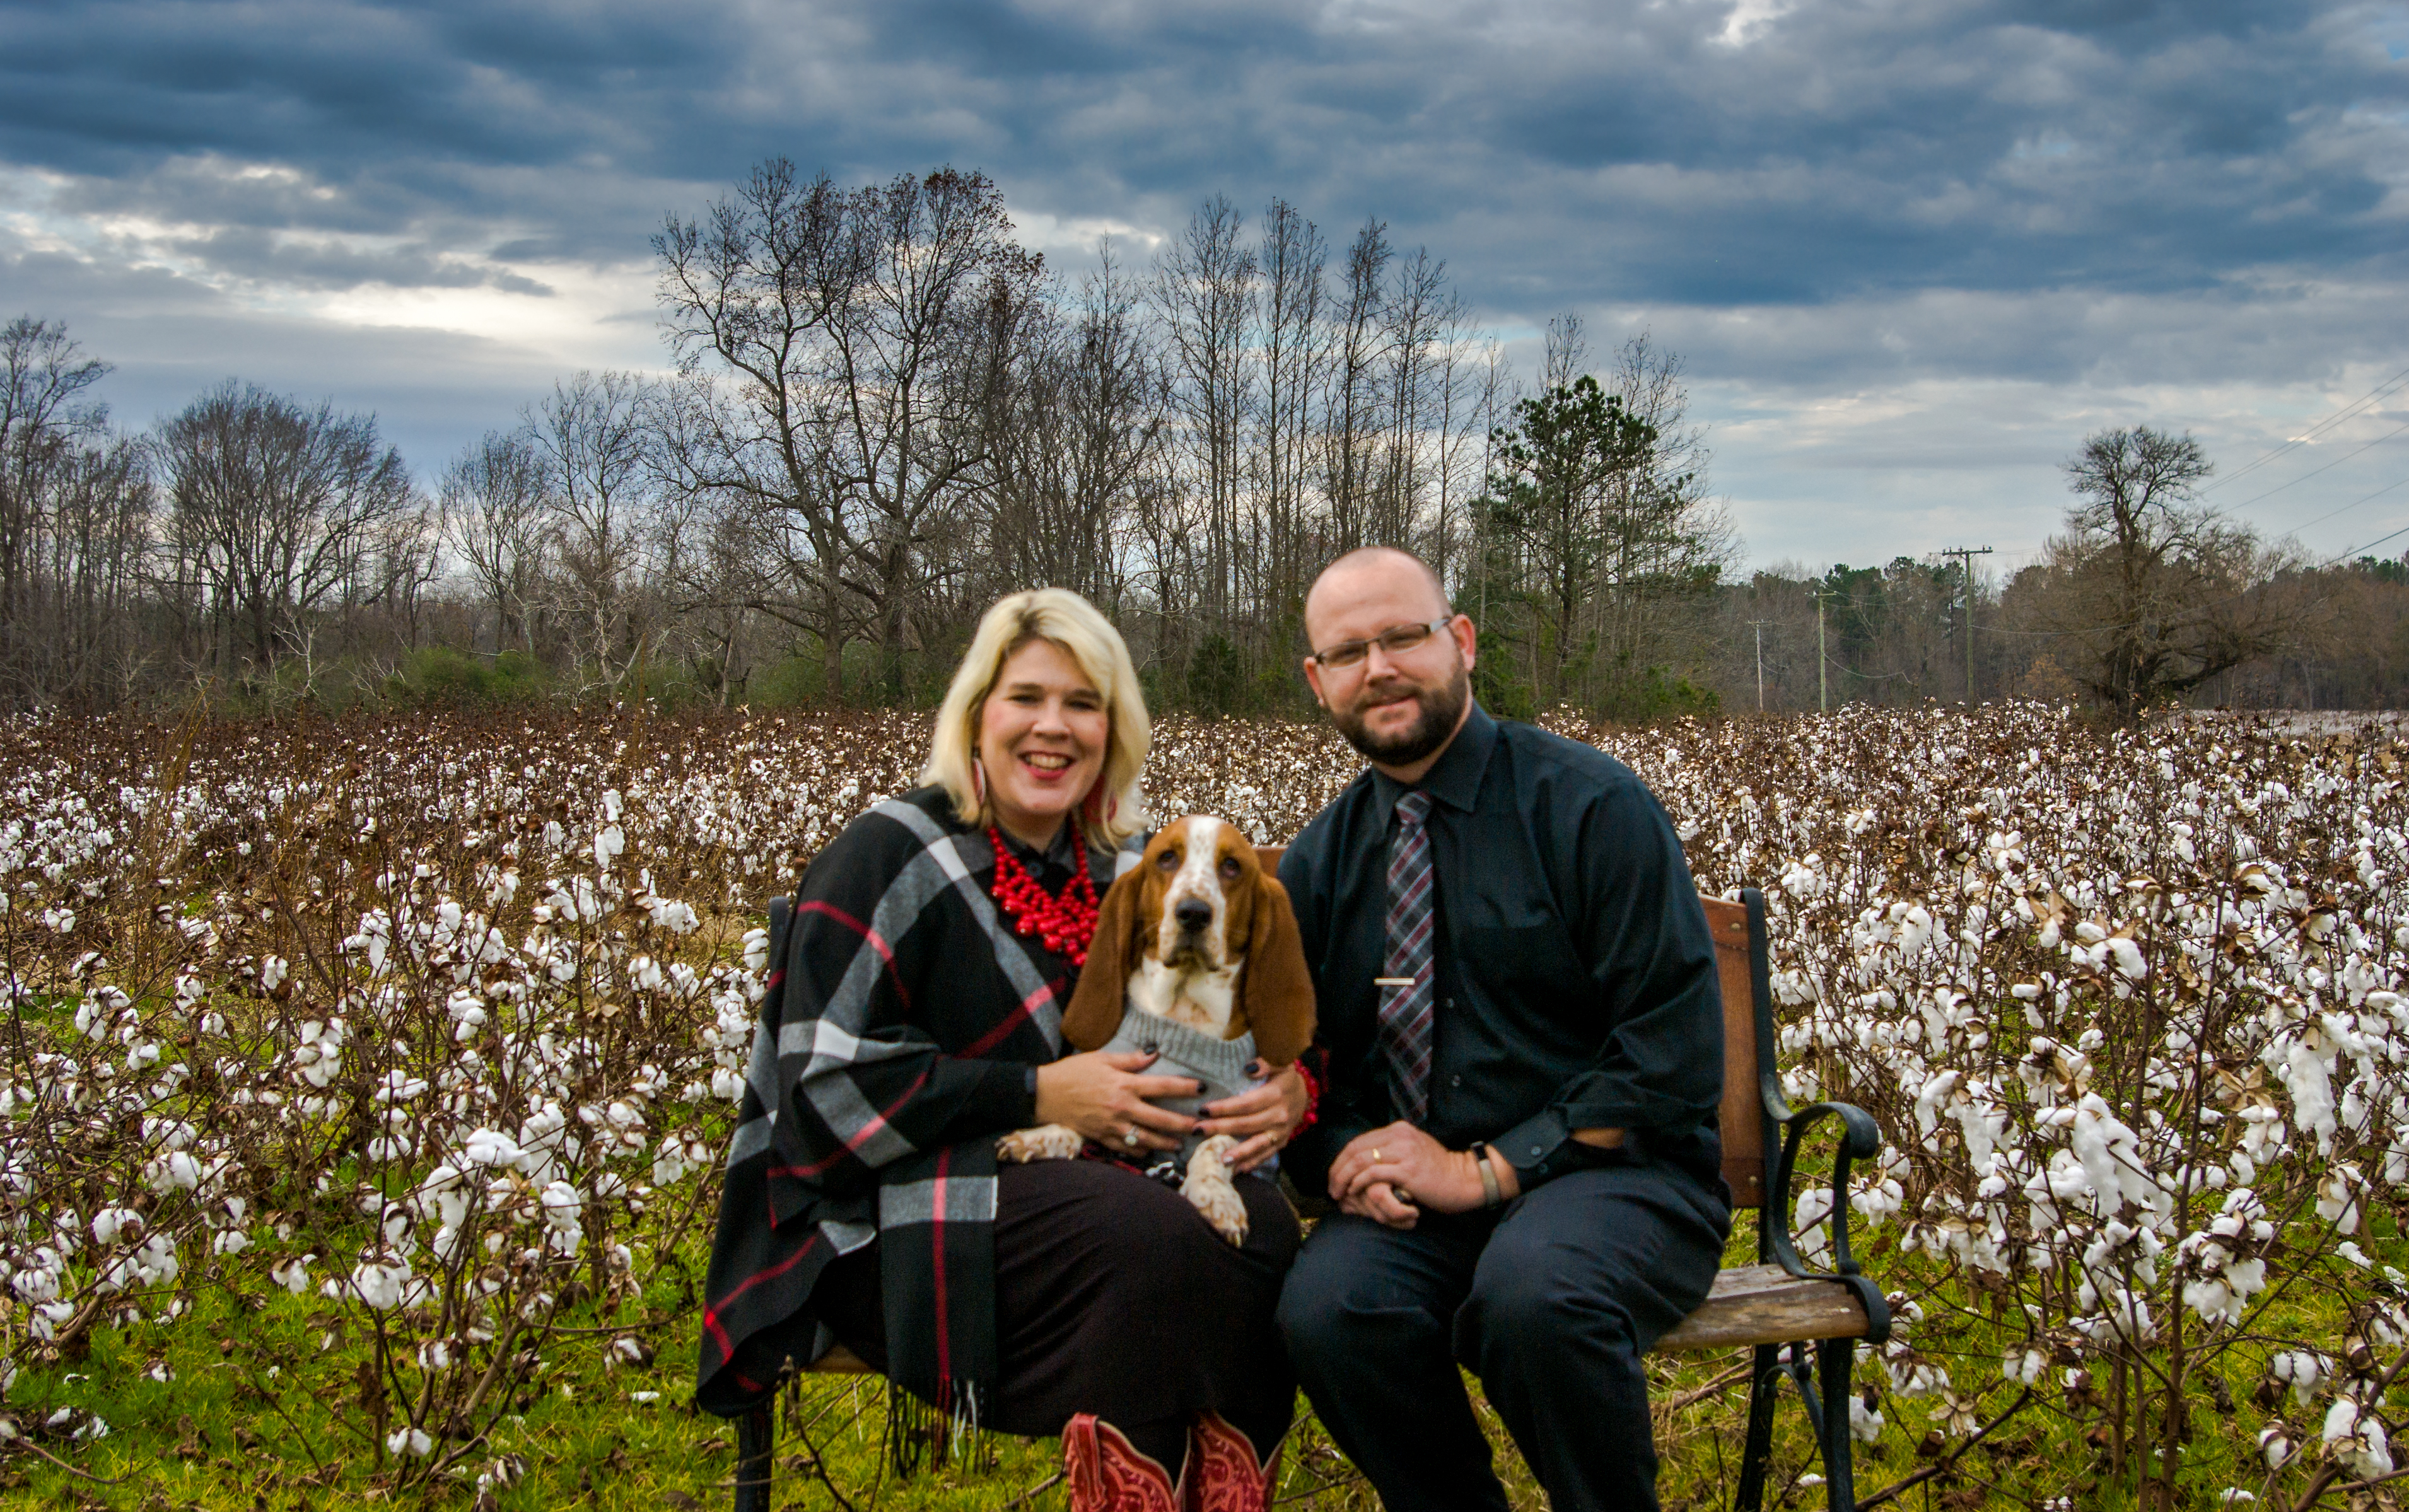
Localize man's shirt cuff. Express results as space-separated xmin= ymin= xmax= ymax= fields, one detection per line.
xmin=1498 ymin=1108 xmax=1573 ymax=1188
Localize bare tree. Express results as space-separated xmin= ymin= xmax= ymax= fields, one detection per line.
xmin=2031 ymin=425 xmax=2312 ymax=718
xmin=1152 ymin=197 xmax=1257 ymax=641
xmin=527 ymin=371 xmax=655 ymax=694
xmin=440 ymin=430 xmax=549 ymax=654
xmin=156 ymin=381 xmax=420 ymax=687
xmin=653 ymin=159 xmax=861 ymax=698
xmin=984 ymin=245 xmax=1167 ymax=610
xmin=0 ymin=318 xmax=149 ymax=704
xmin=1323 ymin=219 xmax=1391 ymax=550
xmin=1252 ymin=201 xmax=1327 ymax=639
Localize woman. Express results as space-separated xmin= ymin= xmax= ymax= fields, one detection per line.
xmin=696 ymin=588 xmax=1310 ymax=1512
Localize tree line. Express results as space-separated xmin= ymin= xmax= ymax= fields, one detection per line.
xmin=0 ymin=161 xmax=2394 ymax=720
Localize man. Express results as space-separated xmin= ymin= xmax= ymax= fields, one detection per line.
xmin=1274 ymin=546 xmax=1730 ymax=1512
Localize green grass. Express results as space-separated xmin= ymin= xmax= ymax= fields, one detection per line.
xmin=9 ymin=1206 xmax=2395 ymax=1509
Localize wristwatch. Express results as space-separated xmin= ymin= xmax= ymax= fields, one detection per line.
xmin=1467 ymin=1141 xmax=1503 ymax=1208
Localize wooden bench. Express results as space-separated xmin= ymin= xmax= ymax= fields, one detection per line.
xmin=733 ymin=864 xmax=1890 ymax=1512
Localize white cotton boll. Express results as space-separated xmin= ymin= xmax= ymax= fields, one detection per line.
xmin=2104 ymin=936 xmax=2146 ymax=980
xmin=385 ymin=1426 xmax=435 ymax=1457
xmin=1849 ymin=1397 xmax=1884 ymax=1443
xmin=540 ymin=1181 xmax=584 ymax=1231
xmin=2260 ymin=1425 xmax=2294 ymax=1469
xmin=352 ymin=1259 xmax=410 ymax=1311
xmin=213 ymin=1230 xmax=250 ymax=1256
xmin=2316 ymin=1167 xmax=2362 ymax=1235
xmin=743 ymin=926 xmax=771 ymax=973
xmin=2323 ymin=1399 xmax=2394 ymax=1480
xmin=463 ymin=1127 xmax=523 ymax=1169
xmin=271 ymin=1256 xmax=313 ymax=1294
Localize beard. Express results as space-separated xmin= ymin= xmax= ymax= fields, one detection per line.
xmin=1331 ymin=659 xmax=1471 ymax=769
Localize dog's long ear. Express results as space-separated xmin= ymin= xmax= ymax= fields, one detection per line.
xmin=1237 ymin=874 xmax=1315 ymax=1067
xmin=1061 ymin=864 xmax=1146 ymax=1050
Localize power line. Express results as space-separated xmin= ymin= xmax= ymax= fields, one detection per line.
xmin=2327 ymin=518 xmax=2409 ymax=566
xmin=2202 ymin=363 xmax=2409 ymax=496
xmin=2226 ymin=417 xmax=2409 ymax=512
xmin=2283 ymin=474 xmax=2409 ymax=537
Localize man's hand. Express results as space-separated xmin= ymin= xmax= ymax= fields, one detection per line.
xmin=1195 ymin=1063 xmax=1309 ymax=1173
xmin=1328 ymin=1122 xmax=1508 ymax=1227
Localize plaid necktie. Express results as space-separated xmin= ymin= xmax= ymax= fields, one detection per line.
xmin=1379 ymin=790 xmax=1437 ymax=1123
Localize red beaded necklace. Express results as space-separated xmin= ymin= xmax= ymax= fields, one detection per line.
xmin=987 ymin=826 xmax=1101 ymax=966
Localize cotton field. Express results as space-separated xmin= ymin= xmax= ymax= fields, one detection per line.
xmin=0 ymin=704 xmax=2403 ymax=1509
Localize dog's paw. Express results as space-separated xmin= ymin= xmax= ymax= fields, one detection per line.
xmin=1182 ymin=1136 xmax=1249 ymax=1245
xmin=997 ymin=1124 xmax=1083 ymax=1163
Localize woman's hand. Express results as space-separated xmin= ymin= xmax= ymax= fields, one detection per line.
xmin=1196 ymin=1063 xmax=1309 ymax=1173
xmin=1034 ymin=1050 xmax=1201 ymax=1153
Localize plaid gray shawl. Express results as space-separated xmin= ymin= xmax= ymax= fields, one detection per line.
xmin=695 ymin=786 xmax=1104 ymax=1422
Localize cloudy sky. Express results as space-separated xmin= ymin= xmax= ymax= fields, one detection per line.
xmin=4 ymin=0 xmax=2406 ymax=575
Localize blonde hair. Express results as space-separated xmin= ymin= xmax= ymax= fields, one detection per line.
xmin=921 ymin=588 xmax=1149 ymax=847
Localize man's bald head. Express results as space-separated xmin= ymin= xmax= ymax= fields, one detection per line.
xmin=1304 ymin=547 xmax=1449 ymax=644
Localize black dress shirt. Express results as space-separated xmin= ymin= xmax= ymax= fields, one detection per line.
xmin=1279 ymin=704 xmax=1725 ymax=1195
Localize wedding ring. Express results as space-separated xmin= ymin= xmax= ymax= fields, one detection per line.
xmin=1122 ymin=1129 xmax=1140 ymax=1148
xmin=1394 ymin=1187 xmax=1414 ymax=1206
xmin=1372 ymin=1148 xmax=1383 ymax=1162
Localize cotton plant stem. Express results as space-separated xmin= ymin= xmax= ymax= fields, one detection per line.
xmin=1857 ymin=1387 xmax=2034 ymax=1511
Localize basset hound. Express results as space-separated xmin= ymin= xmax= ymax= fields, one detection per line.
xmin=997 ymin=816 xmax=1317 ymax=1243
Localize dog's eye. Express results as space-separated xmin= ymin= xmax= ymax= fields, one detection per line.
xmin=1218 ymin=857 xmax=1242 ymax=881
xmin=1156 ymin=849 xmax=1179 ymax=871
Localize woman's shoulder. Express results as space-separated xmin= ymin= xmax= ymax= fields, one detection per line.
xmin=796 ymin=786 xmax=969 ymax=898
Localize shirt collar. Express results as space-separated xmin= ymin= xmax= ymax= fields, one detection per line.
xmin=998 ymin=818 xmax=1085 ymax=876
xmin=1370 ymin=701 xmax=1498 ymax=817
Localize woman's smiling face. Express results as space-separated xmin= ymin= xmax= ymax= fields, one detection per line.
xmin=977 ymin=637 xmax=1109 ymax=849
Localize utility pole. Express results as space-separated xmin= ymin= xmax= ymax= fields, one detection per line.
xmin=1938 ymin=546 xmax=1994 ymax=704
xmin=1747 ymin=620 xmax=1771 ymax=711
xmin=1812 ymin=584 xmax=1837 ymax=714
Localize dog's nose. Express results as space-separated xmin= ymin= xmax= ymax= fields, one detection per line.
xmin=1174 ymin=898 xmax=1214 ymax=933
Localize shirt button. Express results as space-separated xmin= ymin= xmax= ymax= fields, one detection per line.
xmin=1450 ymin=1075 xmax=1463 ymax=1089
xmin=1530 ymin=1145 xmax=1544 ymax=1157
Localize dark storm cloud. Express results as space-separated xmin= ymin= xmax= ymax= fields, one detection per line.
xmin=4 ymin=0 xmax=2399 ymax=313
xmin=3 ymin=0 xmax=2404 ymax=571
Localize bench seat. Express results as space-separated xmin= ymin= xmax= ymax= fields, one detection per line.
xmin=801 ymin=1262 xmax=1872 ymax=1374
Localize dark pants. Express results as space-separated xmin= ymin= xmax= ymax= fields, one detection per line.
xmin=1278 ymin=1162 xmax=1728 ymax=1512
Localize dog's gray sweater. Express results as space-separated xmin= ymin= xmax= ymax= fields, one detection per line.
xmin=1099 ymin=1006 xmax=1262 ymax=1165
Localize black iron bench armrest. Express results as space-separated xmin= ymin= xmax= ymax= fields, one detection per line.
xmin=1759 ymin=1074 xmax=1892 ymax=1347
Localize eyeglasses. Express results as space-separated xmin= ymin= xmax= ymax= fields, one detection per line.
xmin=1310 ymin=618 xmax=1454 ymax=670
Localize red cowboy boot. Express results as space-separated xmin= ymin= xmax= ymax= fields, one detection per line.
xmin=1063 ymin=1412 xmax=1183 ymax=1512
xmin=1184 ymin=1411 xmax=1280 ymax=1512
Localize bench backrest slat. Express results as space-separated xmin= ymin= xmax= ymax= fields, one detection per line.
xmin=1254 ymin=846 xmax=1767 ymax=1211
